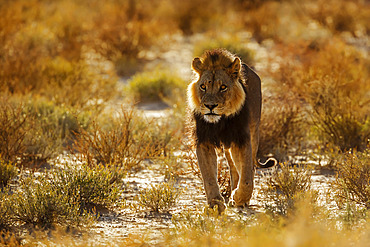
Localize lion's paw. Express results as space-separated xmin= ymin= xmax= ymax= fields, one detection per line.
xmin=229 ymin=187 xmax=251 ymax=207
xmin=210 ymin=198 xmax=226 ymax=214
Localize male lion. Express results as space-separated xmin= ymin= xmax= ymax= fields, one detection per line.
xmin=187 ymin=48 xmax=276 ymax=212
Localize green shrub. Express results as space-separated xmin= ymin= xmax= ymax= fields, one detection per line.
xmin=0 ymin=159 xmax=17 ymax=188
xmin=49 ymin=163 xmax=124 ymax=210
xmin=137 ymin=182 xmax=181 ymax=212
xmin=4 ymin=162 xmax=122 ymax=228
xmin=9 ymin=174 xmax=86 ymax=228
xmin=126 ymin=69 xmax=186 ymax=103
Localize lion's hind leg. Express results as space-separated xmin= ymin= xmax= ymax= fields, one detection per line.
xmin=225 ymin=148 xmax=239 ymax=192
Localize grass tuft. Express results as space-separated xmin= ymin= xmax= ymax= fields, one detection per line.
xmin=137 ymin=182 xmax=181 ymax=213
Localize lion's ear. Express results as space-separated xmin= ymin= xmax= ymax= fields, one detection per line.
xmin=192 ymin=57 xmax=203 ymax=74
xmin=229 ymin=57 xmax=241 ymax=78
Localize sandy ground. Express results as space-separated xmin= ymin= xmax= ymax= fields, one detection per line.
xmin=87 ymin=160 xmax=336 ymax=245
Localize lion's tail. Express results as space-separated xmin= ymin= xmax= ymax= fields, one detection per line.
xmin=256 ymin=157 xmax=277 ymax=168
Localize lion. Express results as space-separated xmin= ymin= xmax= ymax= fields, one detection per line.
xmin=187 ymin=48 xmax=276 ymax=213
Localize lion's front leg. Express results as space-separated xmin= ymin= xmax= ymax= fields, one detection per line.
xmin=196 ymin=142 xmax=226 ymax=213
xmin=229 ymin=142 xmax=255 ymax=207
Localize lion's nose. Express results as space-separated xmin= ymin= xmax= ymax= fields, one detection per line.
xmin=204 ymin=104 xmax=218 ymax=111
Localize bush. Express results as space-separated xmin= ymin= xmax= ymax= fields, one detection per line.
xmin=9 ymin=174 xmax=86 ymax=228
xmin=260 ymin=163 xmax=316 ymax=217
xmin=0 ymin=1 xmax=118 ymax=110
xmin=332 ymin=150 xmax=370 ymax=209
xmin=137 ymin=182 xmax=180 ymax=212
xmin=0 ymin=159 xmax=17 ymax=188
xmin=3 ymin=162 xmax=122 ymax=229
xmin=22 ymin=99 xmax=90 ymax=164
xmin=73 ymin=108 xmax=149 ymax=169
xmin=126 ymin=69 xmax=186 ymax=103
xmin=0 ymin=100 xmax=28 ymax=165
xmin=259 ymin=96 xmax=304 ymax=160
xmin=272 ymin=39 xmax=370 ymax=151
xmin=49 ymin=163 xmax=124 ymax=210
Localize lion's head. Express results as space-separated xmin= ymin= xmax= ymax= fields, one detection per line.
xmin=187 ymin=49 xmax=246 ymax=124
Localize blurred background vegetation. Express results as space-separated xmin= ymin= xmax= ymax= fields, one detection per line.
xmin=0 ymin=0 xmax=368 ymax=163
xmin=0 ymin=0 xmax=369 ymax=245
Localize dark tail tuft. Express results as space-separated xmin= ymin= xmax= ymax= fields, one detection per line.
xmin=256 ymin=158 xmax=277 ymax=168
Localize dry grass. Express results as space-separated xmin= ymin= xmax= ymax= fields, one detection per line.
xmin=0 ymin=100 xmax=28 ymax=164
xmin=0 ymin=162 xmax=123 ymax=231
xmin=137 ymin=182 xmax=181 ymax=213
xmin=259 ymin=96 xmax=304 ymax=160
xmin=332 ymin=150 xmax=370 ymax=209
xmin=260 ymin=163 xmax=317 ymax=217
xmin=270 ymin=39 xmax=370 ymax=152
xmin=167 ymin=200 xmax=369 ymax=247
xmin=73 ymin=108 xmax=148 ymax=169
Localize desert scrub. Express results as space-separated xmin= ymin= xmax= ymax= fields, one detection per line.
xmin=0 ymin=101 xmax=28 ymax=164
xmin=0 ymin=159 xmax=17 ymax=188
xmin=126 ymin=69 xmax=186 ymax=103
xmin=259 ymin=95 xmax=304 ymax=160
xmin=273 ymin=39 xmax=370 ymax=151
xmin=332 ymin=150 xmax=370 ymax=209
xmin=73 ymin=108 xmax=150 ymax=169
xmin=4 ymin=162 xmax=122 ymax=228
xmin=49 ymin=163 xmax=124 ymax=210
xmin=137 ymin=182 xmax=181 ymax=212
xmin=22 ymin=99 xmax=91 ymax=165
xmin=8 ymin=174 xmax=90 ymax=228
xmin=194 ymin=35 xmax=255 ymax=65
xmin=260 ymin=163 xmax=316 ymax=217
xmin=0 ymin=0 xmax=118 ymax=110
xmin=303 ymin=0 xmax=369 ymax=36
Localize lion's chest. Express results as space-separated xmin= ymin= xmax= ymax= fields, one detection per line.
xmin=193 ymin=112 xmax=249 ymax=148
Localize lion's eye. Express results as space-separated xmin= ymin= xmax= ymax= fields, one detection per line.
xmin=200 ymin=84 xmax=206 ymax=91
xmin=220 ymin=85 xmax=227 ymax=92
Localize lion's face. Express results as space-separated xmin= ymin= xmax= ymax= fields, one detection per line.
xmin=187 ymin=52 xmax=246 ymax=123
